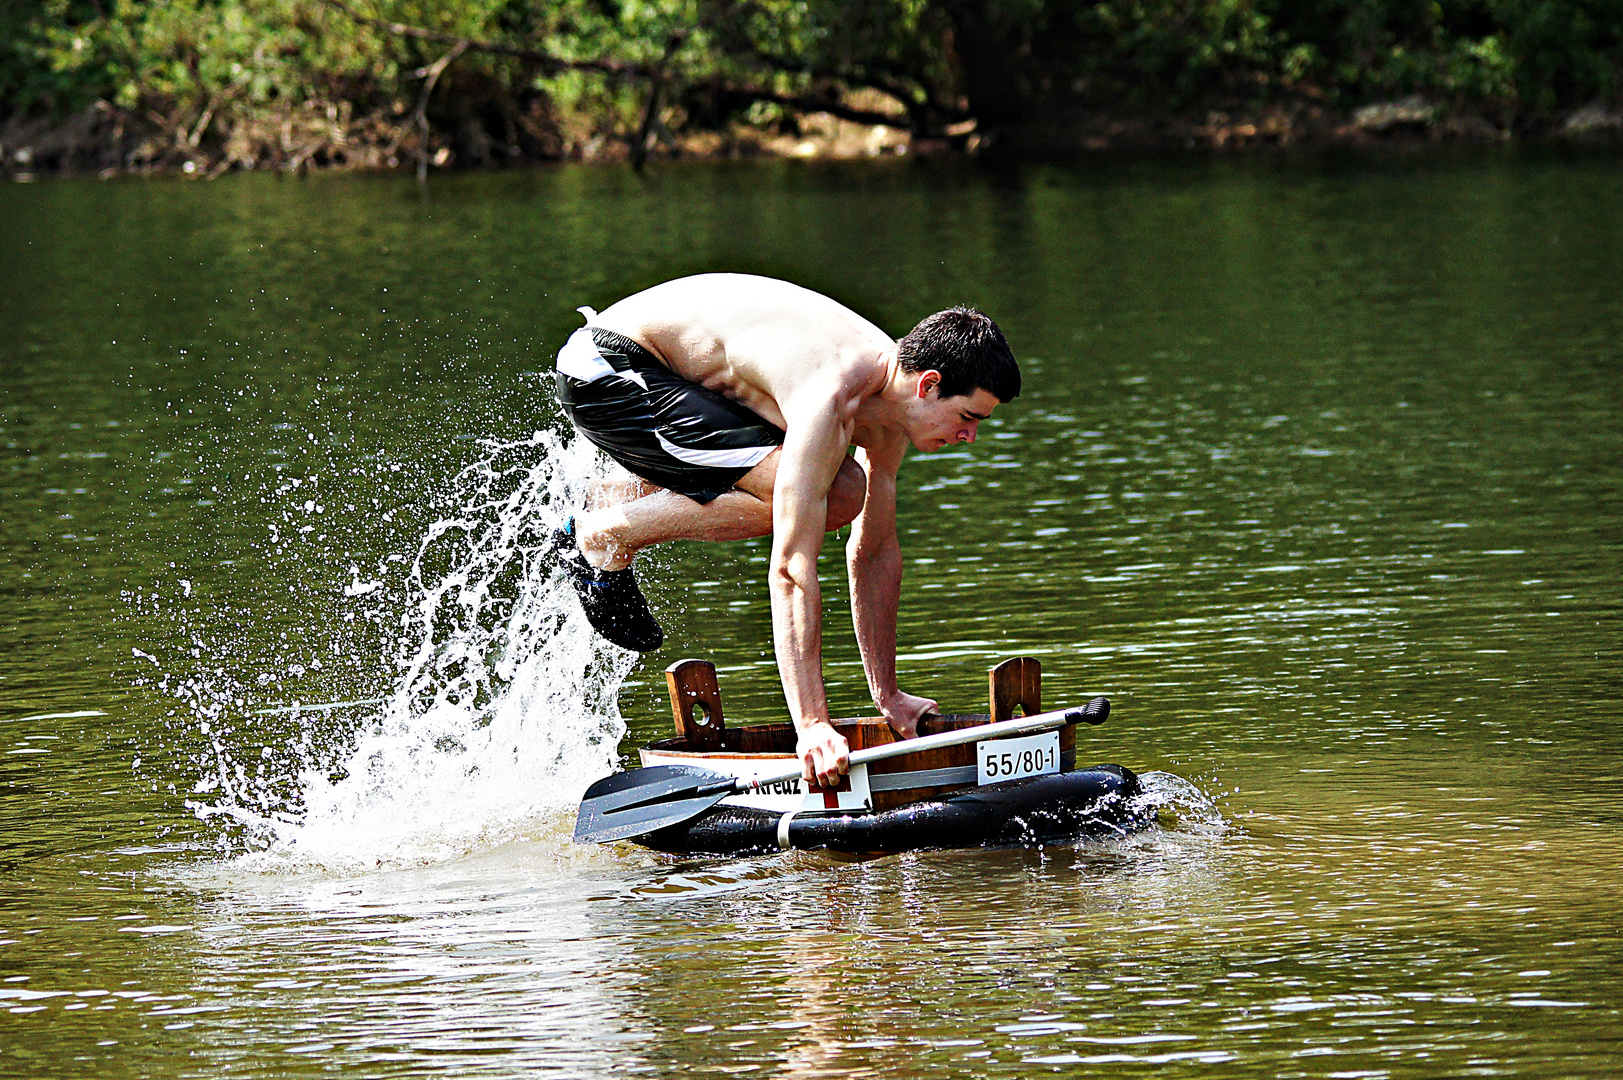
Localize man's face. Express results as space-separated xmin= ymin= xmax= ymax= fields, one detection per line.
xmin=907 ymin=373 xmax=1000 ymax=451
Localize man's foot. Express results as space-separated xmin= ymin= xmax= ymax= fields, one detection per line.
xmin=553 ymin=518 xmax=664 ymax=652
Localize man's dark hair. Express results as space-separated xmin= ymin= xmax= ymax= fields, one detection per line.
xmin=897 ymin=306 xmax=1020 ymax=403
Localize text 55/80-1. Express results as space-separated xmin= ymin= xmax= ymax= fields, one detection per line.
xmin=976 ymin=731 xmax=1061 ymax=785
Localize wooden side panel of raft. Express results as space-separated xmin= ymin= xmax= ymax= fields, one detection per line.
xmin=664 ymin=658 xmax=726 ymax=751
xmin=648 ymin=657 xmax=1076 ymax=812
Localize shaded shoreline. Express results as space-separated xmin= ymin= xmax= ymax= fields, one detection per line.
xmin=6 ymin=96 xmax=1622 ymax=182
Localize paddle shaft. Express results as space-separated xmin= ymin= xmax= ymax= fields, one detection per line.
xmin=732 ymin=706 xmax=1088 ymax=794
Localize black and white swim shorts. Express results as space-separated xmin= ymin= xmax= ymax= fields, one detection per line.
xmin=554 ymin=314 xmax=784 ymax=504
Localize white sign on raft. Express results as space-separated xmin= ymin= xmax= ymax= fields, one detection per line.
xmin=639 ymin=750 xmax=875 ymax=813
xmin=976 ymin=730 xmax=1061 ymax=786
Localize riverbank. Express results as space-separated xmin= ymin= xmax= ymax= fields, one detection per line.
xmin=6 ymin=95 xmax=1623 ymax=181
xmin=6 ymin=1 xmax=1621 ymax=180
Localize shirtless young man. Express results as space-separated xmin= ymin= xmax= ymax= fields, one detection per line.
xmin=552 ymin=273 xmax=1020 ymax=788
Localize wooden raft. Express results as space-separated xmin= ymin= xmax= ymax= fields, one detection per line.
xmin=641 ymin=656 xmax=1077 ymax=812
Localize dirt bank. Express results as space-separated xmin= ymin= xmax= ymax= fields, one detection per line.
xmin=5 ymin=95 xmax=1621 ymax=181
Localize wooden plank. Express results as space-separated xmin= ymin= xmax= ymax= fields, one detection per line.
xmin=987 ymin=657 xmax=1075 ymax=770
xmin=989 ymin=656 xmax=1042 ymax=723
xmin=664 ymin=658 xmax=725 ymax=751
xmin=836 ymin=713 xmax=994 ymax=811
xmin=649 ymin=656 xmax=1074 ymax=810
xmin=727 ymin=722 xmax=795 ymax=753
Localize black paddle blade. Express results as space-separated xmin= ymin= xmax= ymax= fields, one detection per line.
xmin=574 ymin=765 xmax=737 ymax=845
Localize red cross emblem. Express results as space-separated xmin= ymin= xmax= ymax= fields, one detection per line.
xmin=808 ymin=773 xmax=852 ymax=809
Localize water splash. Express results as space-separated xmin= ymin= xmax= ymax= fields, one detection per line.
xmin=181 ymin=430 xmax=636 ymax=871
xmin=1131 ymin=770 xmax=1231 ymax=835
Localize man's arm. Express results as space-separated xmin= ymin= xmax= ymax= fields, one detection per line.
xmin=847 ymin=435 xmax=939 ymax=738
xmin=770 ymin=396 xmax=856 ymax=788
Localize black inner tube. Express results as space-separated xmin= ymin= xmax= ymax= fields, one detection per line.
xmin=639 ymin=765 xmax=1149 ymax=857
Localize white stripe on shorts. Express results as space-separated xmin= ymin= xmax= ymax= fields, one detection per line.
xmin=556 ymin=328 xmax=647 ymax=389
xmin=654 ymin=431 xmax=777 ymax=470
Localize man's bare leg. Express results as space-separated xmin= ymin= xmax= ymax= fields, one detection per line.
xmin=588 ymin=474 xmax=660 ymax=510
xmin=574 ymin=450 xmax=865 ymax=572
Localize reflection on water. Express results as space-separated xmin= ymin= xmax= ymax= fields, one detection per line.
xmin=1 ymin=153 xmax=1620 ymax=1076
xmin=0 ymin=784 xmax=1618 ymax=1077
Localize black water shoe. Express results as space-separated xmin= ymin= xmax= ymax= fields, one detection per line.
xmin=554 ymin=519 xmax=664 ymax=652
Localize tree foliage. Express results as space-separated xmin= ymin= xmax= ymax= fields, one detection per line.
xmin=1 ymin=0 xmax=1618 ymax=170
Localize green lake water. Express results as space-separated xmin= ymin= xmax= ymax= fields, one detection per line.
xmin=1 ymin=152 xmax=1620 ymax=1077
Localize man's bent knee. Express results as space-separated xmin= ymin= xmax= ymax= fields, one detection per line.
xmin=827 ymin=458 xmax=866 ymax=530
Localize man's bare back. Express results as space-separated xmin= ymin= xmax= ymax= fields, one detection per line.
xmin=591 ymin=274 xmax=893 ymax=437
xmin=553 ymin=274 xmax=1020 ymax=787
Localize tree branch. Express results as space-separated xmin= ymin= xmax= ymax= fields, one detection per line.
xmin=410 ymin=38 xmax=468 ymax=181
xmin=323 ymin=0 xmax=925 ymax=141
xmin=323 ymin=0 xmax=646 ymax=77
xmin=631 ymin=33 xmax=687 ymax=171
xmin=737 ymin=85 xmax=913 ymax=128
